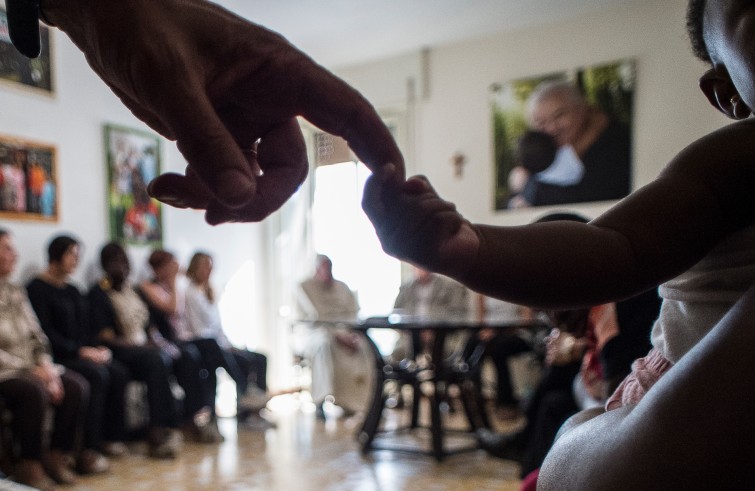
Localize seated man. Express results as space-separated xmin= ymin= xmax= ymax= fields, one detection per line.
xmin=297 ymin=254 xmax=373 ymax=420
xmin=390 ymin=266 xmax=470 ymax=362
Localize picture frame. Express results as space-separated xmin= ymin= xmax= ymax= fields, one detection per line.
xmin=491 ymin=58 xmax=636 ymax=210
xmin=0 ymin=4 xmax=54 ymax=95
xmin=104 ymin=124 xmax=163 ymax=246
xmin=0 ymin=133 xmax=58 ymax=221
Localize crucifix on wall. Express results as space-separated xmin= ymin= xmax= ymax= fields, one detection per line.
xmin=451 ymin=152 xmax=466 ymax=179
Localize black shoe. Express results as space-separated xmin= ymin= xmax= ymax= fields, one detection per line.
xmin=476 ymin=428 xmax=524 ymax=462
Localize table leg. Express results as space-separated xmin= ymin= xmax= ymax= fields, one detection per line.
xmin=430 ymin=330 xmax=448 ymax=461
xmin=357 ymin=329 xmax=386 ymax=453
xmin=410 ymin=378 xmax=421 ymax=428
xmin=461 ymin=337 xmax=492 ymax=430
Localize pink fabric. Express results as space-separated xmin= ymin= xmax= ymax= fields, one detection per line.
xmin=605 ymin=348 xmax=673 ymax=410
xmin=520 ymin=468 xmax=539 ymax=491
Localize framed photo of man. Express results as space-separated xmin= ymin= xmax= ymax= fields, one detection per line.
xmin=0 ymin=4 xmax=54 ymax=95
xmin=491 ymin=58 xmax=636 ymax=211
xmin=104 ymin=124 xmax=162 ymax=246
xmin=0 ymin=134 xmax=58 ymax=221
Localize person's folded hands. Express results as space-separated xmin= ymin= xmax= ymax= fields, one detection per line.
xmin=42 ymin=0 xmax=404 ymax=223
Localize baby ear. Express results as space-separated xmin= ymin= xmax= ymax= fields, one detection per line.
xmin=699 ymin=66 xmax=752 ymax=120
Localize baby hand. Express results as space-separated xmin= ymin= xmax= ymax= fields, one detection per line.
xmin=362 ymin=167 xmax=480 ymax=278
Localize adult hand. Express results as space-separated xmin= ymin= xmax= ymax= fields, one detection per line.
xmin=545 ymin=329 xmax=585 ymax=366
xmin=42 ymin=0 xmax=404 ymax=223
xmin=31 ymin=363 xmax=65 ymax=404
xmin=589 ymin=303 xmax=620 ymax=351
xmin=97 ymin=346 xmax=113 ymax=363
xmin=162 ymin=342 xmax=182 ymax=361
xmin=478 ymin=328 xmax=496 ymax=342
xmin=79 ymin=346 xmax=112 ymax=364
xmin=334 ymin=331 xmax=360 ymax=355
xmin=362 ymin=169 xmax=480 ymax=277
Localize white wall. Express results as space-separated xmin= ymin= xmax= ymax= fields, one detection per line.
xmin=335 ymin=0 xmax=730 ymax=226
xmin=0 ymin=26 xmax=268 ymax=349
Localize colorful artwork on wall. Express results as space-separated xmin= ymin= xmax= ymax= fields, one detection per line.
xmin=0 ymin=134 xmax=57 ymax=221
xmin=104 ymin=124 xmax=162 ymax=246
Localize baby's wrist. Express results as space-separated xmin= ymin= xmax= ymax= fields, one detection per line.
xmin=453 ymin=223 xmax=483 ymax=283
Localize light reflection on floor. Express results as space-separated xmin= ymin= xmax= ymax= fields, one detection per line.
xmin=72 ymin=393 xmax=522 ymax=491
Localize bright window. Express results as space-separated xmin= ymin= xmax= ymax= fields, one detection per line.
xmin=311 ymin=162 xmax=401 ymax=354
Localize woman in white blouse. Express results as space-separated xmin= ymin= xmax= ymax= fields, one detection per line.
xmin=185 ymin=252 xmax=269 ymax=418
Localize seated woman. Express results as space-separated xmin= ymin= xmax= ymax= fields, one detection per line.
xmin=0 ymin=229 xmax=88 ymax=490
xmin=27 ymin=234 xmax=129 ymax=469
xmin=87 ymin=242 xmax=185 ymax=458
xmin=184 ymin=251 xmax=270 ymax=421
xmin=138 ymin=249 xmax=226 ymax=441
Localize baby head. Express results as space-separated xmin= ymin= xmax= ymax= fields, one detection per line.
xmin=515 ymin=130 xmax=558 ymax=175
xmin=688 ymin=0 xmax=754 ymax=120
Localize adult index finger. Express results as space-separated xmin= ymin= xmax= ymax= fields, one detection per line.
xmin=296 ymin=61 xmax=405 ymax=181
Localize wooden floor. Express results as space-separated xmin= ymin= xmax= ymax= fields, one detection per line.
xmin=68 ymin=394 xmax=523 ymax=491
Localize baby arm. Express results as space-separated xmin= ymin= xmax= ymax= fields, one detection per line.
xmin=362 ymin=168 xmax=663 ymax=308
xmin=364 ymin=121 xmax=755 ymax=310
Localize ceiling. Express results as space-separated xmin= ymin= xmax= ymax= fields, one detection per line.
xmin=213 ymin=0 xmax=638 ymax=68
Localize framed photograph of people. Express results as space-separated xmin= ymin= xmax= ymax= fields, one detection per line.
xmin=0 ymin=4 xmax=55 ymax=95
xmin=104 ymin=124 xmax=162 ymax=246
xmin=0 ymin=134 xmax=57 ymax=221
xmin=491 ymin=58 xmax=636 ymax=210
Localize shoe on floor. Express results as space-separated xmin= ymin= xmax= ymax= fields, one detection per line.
xmin=42 ymin=450 xmax=77 ymax=485
xmin=76 ymin=449 xmax=110 ymax=475
xmin=238 ymin=386 xmax=271 ymax=412
xmin=495 ymin=405 xmax=522 ymax=421
xmin=102 ymin=441 xmax=129 ymax=458
xmin=183 ymin=419 xmax=223 ymax=444
xmin=239 ymin=413 xmax=277 ymax=431
xmin=476 ymin=428 xmax=524 ymax=462
xmin=13 ymin=459 xmax=57 ymax=491
xmin=315 ymin=402 xmax=326 ymax=421
xmin=206 ymin=419 xmax=225 ymax=443
xmin=148 ymin=427 xmax=182 ymax=459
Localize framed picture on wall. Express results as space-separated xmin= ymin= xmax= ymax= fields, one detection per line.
xmin=0 ymin=5 xmax=54 ymax=95
xmin=491 ymin=58 xmax=636 ymax=211
xmin=104 ymin=124 xmax=162 ymax=246
xmin=0 ymin=134 xmax=58 ymax=221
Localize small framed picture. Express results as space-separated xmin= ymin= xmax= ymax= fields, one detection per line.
xmin=104 ymin=124 xmax=162 ymax=246
xmin=0 ymin=134 xmax=58 ymax=221
xmin=0 ymin=5 xmax=55 ymax=95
